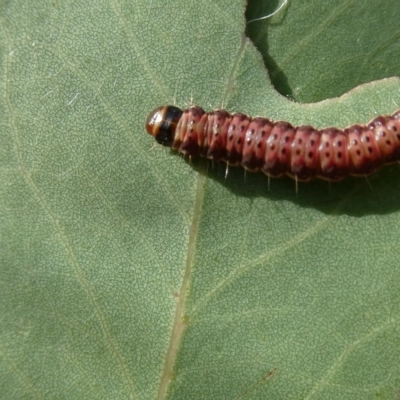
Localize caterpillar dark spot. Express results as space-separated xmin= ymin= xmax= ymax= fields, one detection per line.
xmin=145 ymin=105 xmax=400 ymax=182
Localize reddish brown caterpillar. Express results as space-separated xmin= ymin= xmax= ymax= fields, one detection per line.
xmin=145 ymin=105 xmax=400 ymax=181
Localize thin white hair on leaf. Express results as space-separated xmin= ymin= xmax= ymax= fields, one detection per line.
xmin=247 ymin=0 xmax=288 ymax=24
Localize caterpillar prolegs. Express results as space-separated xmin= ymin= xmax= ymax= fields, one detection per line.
xmin=145 ymin=105 xmax=400 ymax=182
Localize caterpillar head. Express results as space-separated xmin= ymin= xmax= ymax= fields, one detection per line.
xmin=145 ymin=105 xmax=183 ymax=146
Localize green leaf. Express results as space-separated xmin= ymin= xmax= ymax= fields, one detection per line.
xmin=1 ymin=0 xmax=399 ymax=399
xmin=247 ymin=0 xmax=400 ymax=103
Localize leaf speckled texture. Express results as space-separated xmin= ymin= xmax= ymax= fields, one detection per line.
xmin=0 ymin=0 xmax=399 ymax=399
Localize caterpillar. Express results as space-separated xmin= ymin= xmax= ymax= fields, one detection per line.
xmin=145 ymin=105 xmax=400 ymax=182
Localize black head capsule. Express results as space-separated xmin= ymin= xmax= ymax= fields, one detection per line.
xmin=145 ymin=105 xmax=183 ymax=146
